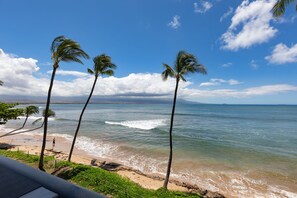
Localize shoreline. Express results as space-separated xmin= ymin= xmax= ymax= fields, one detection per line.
xmin=0 ymin=131 xmax=224 ymax=198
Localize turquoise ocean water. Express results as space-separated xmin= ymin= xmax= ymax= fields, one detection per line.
xmin=3 ymin=103 xmax=297 ymax=197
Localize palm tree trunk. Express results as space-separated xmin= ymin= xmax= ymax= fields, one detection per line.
xmin=39 ymin=66 xmax=57 ymax=171
xmin=163 ymin=78 xmax=179 ymax=189
xmin=2 ymin=115 xmax=29 ymax=137
xmin=1 ymin=122 xmax=44 ymax=138
xmin=68 ymin=76 xmax=98 ymax=162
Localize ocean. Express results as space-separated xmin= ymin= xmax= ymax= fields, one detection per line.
xmin=2 ymin=103 xmax=297 ymax=197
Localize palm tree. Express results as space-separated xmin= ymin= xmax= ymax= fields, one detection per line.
xmin=161 ymin=51 xmax=206 ymax=189
xmin=0 ymin=109 xmax=55 ymax=138
xmin=2 ymin=105 xmax=39 ymax=136
xmin=39 ymin=36 xmax=89 ymax=171
xmin=0 ymin=80 xmax=3 ymax=86
xmin=272 ymin=0 xmax=297 ymax=17
xmin=20 ymin=106 xmax=39 ymax=129
xmin=68 ymin=54 xmax=116 ymax=162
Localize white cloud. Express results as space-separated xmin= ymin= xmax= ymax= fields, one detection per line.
xmin=0 ymin=49 xmax=296 ymax=102
xmin=200 ymin=78 xmax=241 ymax=87
xmin=182 ymin=84 xmax=297 ymax=99
xmin=47 ymin=70 xmax=89 ymax=78
xmin=220 ymin=7 xmax=233 ymax=22
xmin=168 ymin=15 xmax=181 ymax=29
xmin=221 ymin=62 xmax=232 ymax=67
xmin=221 ymin=0 xmax=277 ymax=51
xmin=250 ymin=60 xmax=258 ymax=69
xmin=194 ymin=1 xmax=213 ymax=13
xmin=265 ymin=43 xmax=297 ymax=64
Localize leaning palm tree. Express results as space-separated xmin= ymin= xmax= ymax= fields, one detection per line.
xmin=161 ymin=50 xmax=206 ymax=189
xmin=39 ymin=36 xmax=89 ymax=171
xmin=2 ymin=105 xmax=39 ymax=136
xmin=0 ymin=109 xmax=55 ymax=138
xmin=68 ymin=54 xmax=116 ymax=162
xmin=272 ymin=0 xmax=297 ymax=17
xmin=19 ymin=106 xmax=39 ymax=130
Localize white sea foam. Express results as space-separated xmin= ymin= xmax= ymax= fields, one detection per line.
xmin=18 ymin=116 xmax=55 ymax=121
xmin=105 ymin=119 xmax=167 ymax=130
xmin=51 ymin=133 xmax=118 ymax=158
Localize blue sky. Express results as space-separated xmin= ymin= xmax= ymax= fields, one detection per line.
xmin=0 ymin=0 xmax=297 ymax=104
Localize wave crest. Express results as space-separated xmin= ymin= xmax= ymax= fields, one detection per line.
xmin=105 ymin=119 xmax=167 ymax=130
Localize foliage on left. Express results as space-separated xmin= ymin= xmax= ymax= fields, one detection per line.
xmin=0 ymin=102 xmax=24 ymax=125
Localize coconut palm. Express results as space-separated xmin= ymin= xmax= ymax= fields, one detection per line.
xmin=68 ymin=54 xmax=116 ymax=162
xmin=39 ymin=36 xmax=89 ymax=171
xmin=0 ymin=109 xmax=55 ymax=138
xmin=20 ymin=106 xmax=39 ymax=129
xmin=2 ymin=105 xmax=39 ymax=136
xmin=161 ymin=51 xmax=206 ymax=189
xmin=272 ymin=0 xmax=297 ymax=17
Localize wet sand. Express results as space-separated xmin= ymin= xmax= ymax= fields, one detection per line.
xmin=0 ymin=132 xmax=224 ymax=197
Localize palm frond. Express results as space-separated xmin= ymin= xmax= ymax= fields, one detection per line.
xmin=162 ymin=63 xmax=175 ymax=81
xmin=52 ymin=36 xmax=89 ymax=66
xmin=42 ymin=109 xmax=55 ymax=118
xmin=102 ymin=69 xmax=114 ymax=76
xmin=32 ymin=118 xmax=42 ymax=125
xmin=272 ymin=0 xmax=295 ymax=17
xmin=51 ymin=36 xmax=66 ymax=54
xmin=180 ymin=74 xmax=187 ymax=82
xmin=0 ymin=80 xmax=3 ymax=86
xmin=25 ymin=106 xmax=39 ymax=116
xmin=87 ymin=68 xmax=94 ymax=75
xmin=92 ymin=54 xmax=116 ymax=77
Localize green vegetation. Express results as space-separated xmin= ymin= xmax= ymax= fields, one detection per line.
xmin=272 ymin=0 xmax=297 ymax=18
xmin=0 ymin=102 xmax=24 ymax=125
xmin=0 ymin=149 xmax=54 ymax=170
xmin=0 ymin=149 xmax=201 ymax=198
xmin=39 ymin=35 xmax=89 ymax=171
xmin=68 ymin=54 xmax=116 ymax=162
xmin=161 ymin=51 xmax=207 ymax=189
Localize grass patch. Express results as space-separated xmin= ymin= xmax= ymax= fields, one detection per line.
xmin=0 ymin=149 xmax=201 ymax=198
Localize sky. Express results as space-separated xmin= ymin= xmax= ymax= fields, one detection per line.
xmin=0 ymin=0 xmax=297 ymax=104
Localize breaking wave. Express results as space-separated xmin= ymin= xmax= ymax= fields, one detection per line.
xmin=105 ymin=119 xmax=167 ymax=130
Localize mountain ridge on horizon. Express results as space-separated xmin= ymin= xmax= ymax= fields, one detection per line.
xmin=0 ymin=95 xmax=200 ymax=105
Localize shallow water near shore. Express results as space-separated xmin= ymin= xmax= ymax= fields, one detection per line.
xmin=2 ymin=103 xmax=297 ymax=197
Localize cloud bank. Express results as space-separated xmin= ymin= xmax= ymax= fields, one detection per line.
xmin=0 ymin=49 xmax=296 ymax=102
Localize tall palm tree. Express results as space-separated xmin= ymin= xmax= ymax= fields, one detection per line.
xmin=39 ymin=36 xmax=89 ymax=171
xmin=272 ymin=0 xmax=297 ymax=17
xmin=68 ymin=54 xmax=116 ymax=162
xmin=0 ymin=109 xmax=55 ymax=138
xmin=161 ymin=51 xmax=206 ymax=189
xmin=2 ymin=105 xmax=39 ymax=136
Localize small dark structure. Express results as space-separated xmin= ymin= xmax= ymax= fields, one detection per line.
xmin=0 ymin=156 xmax=105 ymax=198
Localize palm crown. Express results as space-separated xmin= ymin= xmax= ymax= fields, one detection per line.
xmin=272 ymin=0 xmax=297 ymax=17
xmin=51 ymin=36 xmax=89 ymax=68
xmin=25 ymin=106 xmax=39 ymax=117
xmin=162 ymin=51 xmax=207 ymax=82
xmin=88 ymin=54 xmax=117 ymax=77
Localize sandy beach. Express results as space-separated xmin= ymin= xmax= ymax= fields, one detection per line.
xmin=0 ymin=132 xmax=223 ymax=198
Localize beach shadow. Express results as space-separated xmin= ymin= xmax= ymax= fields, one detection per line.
xmin=99 ymin=161 xmax=122 ymax=171
xmin=0 ymin=143 xmax=15 ymax=150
